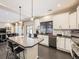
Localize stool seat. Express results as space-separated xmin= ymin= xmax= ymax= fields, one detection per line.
xmin=7 ymin=41 xmax=25 ymax=59
xmin=15 ymin=47 xmax=24 ymax=54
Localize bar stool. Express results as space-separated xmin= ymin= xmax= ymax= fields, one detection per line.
xmin=6 ymin=41 xmax=25 ymax=59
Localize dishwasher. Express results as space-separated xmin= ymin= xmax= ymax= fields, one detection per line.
xmin=49 ymin=35 xmax=57 ymax=48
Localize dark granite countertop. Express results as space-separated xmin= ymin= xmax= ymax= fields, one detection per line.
xmin=57 ymin=35 xmax=71 ymax=38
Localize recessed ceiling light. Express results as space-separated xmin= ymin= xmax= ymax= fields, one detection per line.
xmin=57 ymin=4 xmax=61 ymax=7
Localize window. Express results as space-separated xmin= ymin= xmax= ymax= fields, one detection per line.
xmin=26 ymin=25 xmax=33 ymax=37
xmin=40 ymin=21 xmax=53 ymax=35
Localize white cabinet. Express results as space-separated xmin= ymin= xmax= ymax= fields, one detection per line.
xmin=69 ymin=12 xmax=77 ymax=29
xmin=38 ymin=35 xmax=49 ymax=46
xmin=57 ymin=37 xmax=65 ymax=51
xmin=53 ymin=13 xmax=69 ymax=29
xmin=53 ymin=15 xmax=61 ymax=29
xmin=77 ymin=6 xmax=79 ymax=28
xmin=65 ymin=38 xmax=71 ymax=52
xmin=57 ymin=37 xmax=71 ymax=53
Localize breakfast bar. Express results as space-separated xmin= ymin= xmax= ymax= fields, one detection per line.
xmin=8 ymin=36 xmax=43 ymax=59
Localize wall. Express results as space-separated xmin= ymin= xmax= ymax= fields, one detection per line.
xmin=0 ymin=22 xmax=7 ymax=28
xmin=23 ymin=21 xmax=34 ymax=36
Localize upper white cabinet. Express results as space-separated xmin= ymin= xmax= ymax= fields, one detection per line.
xmin=77 ymin=6 xmax=79 ymax=28
xmin=53 ymin=15 xmax=61 ymax=29
xmin=53 ymin=13 xmax=69 ymax=29
xmin=69 ymin=11 xmax=77 ymax=29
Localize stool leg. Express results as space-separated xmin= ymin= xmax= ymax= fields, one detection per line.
xmin=23 ymin=51 xmax=25 ymax=59
xmin=19 ymin=53 xmax=20 ymax=59
xmin=14 ymin=51 xmax=17 ymax=59
xmin=6 ymin=51 xmax=8 ymax=59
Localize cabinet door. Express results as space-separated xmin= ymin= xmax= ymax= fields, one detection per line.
xmin=53 ymin=15 xmax=61 ymax=29
xmin=69 ymin=12 xmax=77 ymax=29
xmin=65 ymin=38 xmax=71 ymax=52
xmin=57 ymin=37 xmax=65 ymax=51
xmin=77 ymin=6 xmax=79 ymax=28
xmin=61 ymin=13 xmax=69 ymax=29
xmin=53 ymin=13 xmax=69 ymax=29
xmin=39 ymin=35 xmax=49 ymax=46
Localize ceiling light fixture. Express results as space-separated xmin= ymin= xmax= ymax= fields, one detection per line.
xmin=19 ymin=6 xmax=22 ymax=24
xmin=31 ymin=0 xmax=34 ymax=21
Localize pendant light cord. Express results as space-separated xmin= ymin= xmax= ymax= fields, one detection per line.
xmin=19 ymin=6 xmax=21 ymax=21
xmin=31 ymin=0 xmax=33 ymax=19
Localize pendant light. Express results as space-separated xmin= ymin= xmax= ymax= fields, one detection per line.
xmin=19 ymin=6 xmax=22 ymax=24
xmin=31 ymin=0 xmax=34 ymax=21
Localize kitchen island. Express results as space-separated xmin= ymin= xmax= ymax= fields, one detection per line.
xmin=8 ymin=36 xmax=43 ymax=59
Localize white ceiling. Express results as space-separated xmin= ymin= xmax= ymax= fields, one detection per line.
xmin=0 ymin=0 xmax=72 ymax=22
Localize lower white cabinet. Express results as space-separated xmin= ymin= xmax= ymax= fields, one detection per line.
xmin=38 ymin=35 xmax=49 ymax=46
xmin=65 ymin=38 xmax=71 ymax=52
xmin=57 ymin=37 xmax=65 ymax=51
xmin=57 ymin=37 xmax=71 ymax=53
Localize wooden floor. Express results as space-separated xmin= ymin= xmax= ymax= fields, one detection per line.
xmin=0 ymin=42 xmax=72 ymax=59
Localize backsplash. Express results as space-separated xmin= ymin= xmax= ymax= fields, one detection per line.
xmin=53 ymin=30 xmax=71 ymax=36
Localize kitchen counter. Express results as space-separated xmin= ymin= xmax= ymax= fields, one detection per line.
xmin=9 ymin=36 xmax=43 ymax=48
xmin=8 ymin=36 xmax=44 ymax=59
xmin=57 ymin=35 xmax=71 ymax=38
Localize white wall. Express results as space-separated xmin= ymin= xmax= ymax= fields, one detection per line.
xmin=23 ymin=21 xmax=34 ymax=36
xmin=0 ymin=22 xmax=7 ymax=28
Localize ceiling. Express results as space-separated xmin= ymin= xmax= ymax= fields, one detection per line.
xmin=0 ymin=0 xmax=74 ymax=22
xmin=0 ymin=8 xmax=26 ymax=23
